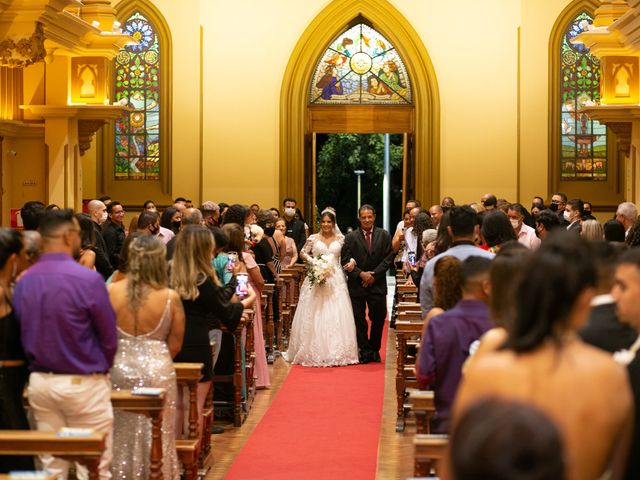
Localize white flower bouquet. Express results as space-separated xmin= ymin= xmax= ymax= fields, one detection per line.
xmin=305 ymin=253 xmax=336 ymax=288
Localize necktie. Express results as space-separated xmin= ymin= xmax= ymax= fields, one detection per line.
xmin=365 ymin=231 xmax=372 ymax=251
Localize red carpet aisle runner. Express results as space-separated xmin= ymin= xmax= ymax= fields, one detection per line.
xmin=226 ymin=324 xmax=388 ymax=480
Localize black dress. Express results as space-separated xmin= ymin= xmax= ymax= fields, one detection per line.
xmin=173 ymin=278 xmax=244 ymax=382
xmin=0 ymin=308 xmax=34 ymax=472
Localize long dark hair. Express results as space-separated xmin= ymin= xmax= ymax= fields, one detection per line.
xmin=503 ymin=231 xmax=596 ymax=352
xmin=413 ymin=212 xmax=432 ymax=260
xmin=223 ymin=204 xmax=249 ymax=227
xmin=160 ymin=207 xmax=179 ymax=231
xmin=0 ymin=228 xmax=23 ymax=269
xmin=481 ymin=210 xmax=517 ymax=248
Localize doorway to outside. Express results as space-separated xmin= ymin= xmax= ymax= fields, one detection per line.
xmin=314 ymin=133 xmax=404 ymax=234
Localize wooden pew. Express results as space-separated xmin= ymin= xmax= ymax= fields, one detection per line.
xmin=174 ymin=362 xmax=203 ymax=480
xmin=212 ymin=313 xmax=253 ymax=427
xmin=408 ymin=389 xmax=435 ymax=434
xmin=395 ymin=310 xmax=424 ymax=432
xmin=280 ymin=268 xmax=302 ymax=349
xmin=0 ymin=431 xmax=106 ymax=480
xmin=276 ymin=273 xmax=294 ymax=358
xmin=262 ymin=283 xmax=276 ymax=363
xmin=397 ymin=283 xmax=418 ymax=303
xmin=414 ymin=434 xmax=448 ymax=477
xmin=111 ymin=389 xmax=166 ymax=479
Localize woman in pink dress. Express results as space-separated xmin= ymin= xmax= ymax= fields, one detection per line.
xmin=222 ymin=223 xmax=270 ymax=388
xmin=275 ymin=218 xmax=298 ymax=268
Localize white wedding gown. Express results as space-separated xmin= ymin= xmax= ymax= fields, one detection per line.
xmin=285 ymin=234 xmax=359 ymax=367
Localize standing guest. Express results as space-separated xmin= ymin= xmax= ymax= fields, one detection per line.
xmin=99 ymin=195 xmax=112 ymax=207
xmin=106 ymin=232 xmax=143 ymax=285
xmin=15 ymin=209 xmax=117 ymax=478
xmin=219 ymin=202 xmax=229 ymax=219
xmin=610 ymin=248 xmax=640 ymax=480
xmin=535 ymin=209 xmax=561 ymax=241
xmin=201 ymin=201 xmax=221 ymax=228
xmin=282 ymin=198 xmax=306 ymax=256
xmin=276 ymin=218 xmax=298 ymax=268
xmin=223 ymin=223 xmax=270 ymax=388
xmin=416 ymin=256 xmax=493 ymax=433
xmin=20 ymin=201 xmax=45 ymax=231
xmin=0 ymin=228 xmax=34 ymax=473
xmin=127 ymin=200 xmax=157 ymax=233
xmin=88 ymin=199 xmax=114 ymax=280
xmin=550 ymin=192 xmax=568 ymax=225
xmin=173 ymin=197 xmax=187 ymax=209
xmin=136 ymin=210 xmax=161 ymax=236
xmin=295 ymin=208 xmax=309 ymax=239
xmin=75 ymin=213 xmax=96 ymax=270
xmin=564 ymin=198 xmax=584 ymax=234
xmin=581 ymin=219 xmax=604 ymax=241
xmin=616 ymin=201 xmax=638 ymax=237
xmin=480 ymin=210 xmax=517 ymax=253
xmin=165 ymin=208 xmax=203 ymax=260
xmin=454 ymin=233 xmax=633 ymax=480
xmin=45 ymin=204 xmax=60 ymax=212
xmin=161 ymin=206 xmax=181 ymax=236
xmin=605 ymin=219 xmax=627 ymax=243
xmin=171 ymin=226 xmax=254 ymax=436
xmin=578 ymin=241 xmax=636 ymax=353
xmin=583 ymin=201 xmax=597 ymax=220
xmin=441 ymin=196 xmax=455 ymax=208
xmin=253 ymin=210 xmax=280 ymax=283
xmin=531 ymin=203 xmax=544 ymax=216
xmin=269 ymin=207 xmax=280 ymax=219
xmin=508 ymin=203 xmax=540 ymax=249
xmin=532 ymin=196 xmax=545 ymax=209
xmin=250 ymin=203 xmax=260 ymax=214
xmin=109 ymin=235 xmax=184 ymax=479
xmin=393 ymin=200 xmax=421 ymax=237
xmin=428 ymin=205 xmax=443 ymax=229
xmin=103 ymin=201 xmax=126 ymax=270
xmin=626 ymin=218 xmax=640 ymax=247
xmin=143 ymin=200 xmax=157 ymax=212
xmin=423 ymin=256 xmax=463 ymax=323
xmin=405 ymin=212 xmax=432 ymax=289
xmin=17 ymin=230 xmax=42 ymax=274
xmin=480 ymin=194 xmax=497 ymax=211
xmin=392 ymin=207 xmax=413 ymax=254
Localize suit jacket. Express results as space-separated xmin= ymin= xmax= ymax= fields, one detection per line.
xmin=578 ymin=302 xmax=637 ymax=353
xmin=567 ymin=221 xmax=581 ymax=234
xmin=342 ymin=227 xmax=394 ymax=297
xmin=91 ymin=221 xmax=114 ymax=280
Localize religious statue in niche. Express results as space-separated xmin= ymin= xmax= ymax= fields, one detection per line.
xmin=613 ymin=64 xmax=632 ymax=97
xmin=78 ymin=64 xmax=98 ymax=98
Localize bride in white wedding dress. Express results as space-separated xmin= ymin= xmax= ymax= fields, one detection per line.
xmin=284 ymin=210 xmax=359 ymax=367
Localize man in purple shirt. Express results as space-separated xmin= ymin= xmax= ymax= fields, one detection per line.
xmin=416 ymin=256 xmax=493 ymax=433
xmin=14 ymin=209 xmax=117 ymax=479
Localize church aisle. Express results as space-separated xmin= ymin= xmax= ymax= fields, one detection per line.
xmin=221 ymin=332 xmax=387 ymax=480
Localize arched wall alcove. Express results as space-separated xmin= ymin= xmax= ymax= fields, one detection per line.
xmin=279 ymin=0 xmax=440 ymax=213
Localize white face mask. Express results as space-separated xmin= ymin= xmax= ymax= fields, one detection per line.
xmin=284 ymin=207 xmax=296 ymax=218
xmin=510 ymin=219 xmax=520 ymax=230
xmin=100 ymin=211 xmax=108 ymax=224
xmin=563 ymin=210 xmax=572 ymax=222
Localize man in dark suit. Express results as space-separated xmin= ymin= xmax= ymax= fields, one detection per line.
xmin=564 ymin=198 xmax=584 ymax=234
xmin=579 ymin=241 xmax=637 ymax=353
xmin=342 ymin=204 xmax=394 ymax=363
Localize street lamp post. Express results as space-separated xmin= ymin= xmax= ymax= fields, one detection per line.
xmin=354 ymin=169 xmax=365 ymax=217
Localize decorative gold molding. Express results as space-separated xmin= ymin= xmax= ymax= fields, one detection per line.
xmin=279 ymin=0 xmax=440 ymax=213
xmin=0 ymin=22 xmax=45 ymax=67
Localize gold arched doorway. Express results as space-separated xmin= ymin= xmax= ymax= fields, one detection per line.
xmin=280 ymin=0 xmax=440 ymax=219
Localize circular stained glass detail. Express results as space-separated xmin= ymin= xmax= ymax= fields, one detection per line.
xmin=124 ymin=16 xmax=156 ymax=53
xmin=144 ymin=50 xmax=158 ymax=65
xmin=350 ymin=52 xmax=372 ymax=75
xmin=116 ymin=51 xmax=130 ymax=64
xmin=130 ymin=112 xmax=145 ymax=128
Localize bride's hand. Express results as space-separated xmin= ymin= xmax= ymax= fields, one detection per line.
xmin=343 ymin=258 xmax=356 ymax=272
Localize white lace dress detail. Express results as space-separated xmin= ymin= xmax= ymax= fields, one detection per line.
xmin=285 ymin=234 xmax=359 ymax=367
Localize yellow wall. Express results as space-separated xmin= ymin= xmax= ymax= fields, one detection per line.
xmin=4 ymin=0 xmax=597 ymax=222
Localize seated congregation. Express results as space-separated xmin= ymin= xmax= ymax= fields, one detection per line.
xmin=1 ymin=192 xmax=640 ymax=479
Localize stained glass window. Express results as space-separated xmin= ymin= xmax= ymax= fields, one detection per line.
xmin=310 ymin=23 xmax=411 ymax=105
xmin=560 ymin=12 xmax=607 ymax=180
xmin=114 ymin=11 xmax=160 ymax=180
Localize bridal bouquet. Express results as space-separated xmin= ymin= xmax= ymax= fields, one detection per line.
xmin=305 ymin=253 xmax=336 ymax=288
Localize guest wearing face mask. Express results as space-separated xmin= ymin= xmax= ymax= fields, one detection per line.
xmin=282 ymin=197 xmax=306 ymax=259
xmin=87 ymin=199 xmax=113 ymax=279
xmin=564 ymin=198 xmax=584 ymax=234
xmin=480 ymin=194 xmax=497 ymax=211
xmin=507 ymin=203 xmax=540 ymax=250
xmin=583 ymin=201 xmax=597 ymax=221
xmin=549 ymin=192 xmax=569 ymax=226
xmin=161 ymin=206 xmax=182 ymax=236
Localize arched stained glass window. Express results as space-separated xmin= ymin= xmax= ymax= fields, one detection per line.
xmin=560 ymin=12 xmax=607 ymax=180
xmin=114 ymin=11 xmax=160 ymax=180
xmin=310 ymin=22 xmax=411 ymax=105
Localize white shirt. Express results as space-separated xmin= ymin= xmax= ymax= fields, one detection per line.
xmin=517 ymin=223 xmax=541 ymax=249
xmin=402 ymin=226 xmax=419 ymax=262
xmin=158 ymin=226 xmax=175 ymax=244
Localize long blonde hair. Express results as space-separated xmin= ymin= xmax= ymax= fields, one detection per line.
xmin=581 ymin=219 xmax=604 ymax=241
xmin=126 ymin=234 xmax=168 ymax=310
xmin=171 ymin=225 xmax=220 ymax=300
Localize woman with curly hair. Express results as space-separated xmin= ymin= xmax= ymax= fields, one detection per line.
xmin=424 ymin=256 xmax=463 ymax=323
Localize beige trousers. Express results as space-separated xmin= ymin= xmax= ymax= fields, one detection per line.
xmin=27 ymin=372 xmax=114 ymax=479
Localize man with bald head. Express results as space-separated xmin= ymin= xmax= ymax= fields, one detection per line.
xmin=429 ymin=205 xmax=443 ymax=229
xmin=87 ymin=199 xmax=113 ymax=279
xmin=165 ymin=208 xmax=203 ymax=260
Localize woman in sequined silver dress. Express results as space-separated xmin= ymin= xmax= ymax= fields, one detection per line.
xmin=108 ymin=235 xmax=185 ymax=479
